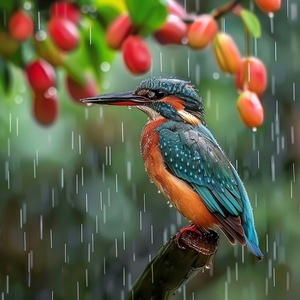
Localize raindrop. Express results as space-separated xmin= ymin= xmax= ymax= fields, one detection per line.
xmin=45 ymin=87 xmax=57 ymax=98
xmin=76 ymin=281 xmax=80 ymax=300
xmin=269 ymin=12 xmax=274 ymax=34
xmin=37 ymin=11 xmax=41 ymax=30
xmin=121 ymin=122 xmax=124 ymax=142
xmin=122 ymin=231 xmax=126 ymax=250
xmin=40 ymin=214 xmax=43 ymax=240
xmin=6 ymin=275 xmax=9 ymax=293
xmin=252 ymin=127 xmax=257 ymax=132
xmin=268 ymin=12 xmax=274 ymax=19
xmin=100 ymin=62 xmax=110 ymax=72
xmin=15 ymin=95 xmax=23 ymax=104
xmin=23 ymin=1 xmax=32 ymax=10
xmin=35 ymin=30 xmax=47 ymax=41
xmin=85 ymin=269 xmax=89 ymax=287
xmin=87 ymin=243 xmax=91 ymax=262
xmin=139 ymin=211 xmax=143 ymax=230
xmin=115 ymin=238 xmax=118 ymax=258
xmin=49 ymin=229 xmax=53 ymax=249
xmin=23 ymin=232 xmax=27 ymax=251
xmin=126 ymin=161 xmax=132 ymax=181
xmin=80 ymin=223 xmax=84 ymax=243
xmin=212 ymin=72 xmax=220 ymax=80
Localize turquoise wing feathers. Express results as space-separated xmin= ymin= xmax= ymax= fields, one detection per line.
xmin=158 ymin=122 xmax=244 ymax=218
xmin=157 ymin=121 xmax=263 ymax=259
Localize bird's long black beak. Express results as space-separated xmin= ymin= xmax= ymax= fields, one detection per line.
xmin=81 ymin=90 xmax=151 ymax=106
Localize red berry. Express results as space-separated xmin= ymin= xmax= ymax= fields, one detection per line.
xmin=33 ymin=88 xmax=58 ymax=126
xmin=47 ymin=17 xmax=79 ymax=52
xmin=50 ymin=1 xmax=81 ymax=24
xmin=255 ymin=0 xmax=281 ymax=13
xmin=122 ymin=35 xmax=151 ymax=74
xmin=167 ymin=0 xmax=187 ymax=18
xmin=213 ymin=33 xmax=241 ymax=74
xmin=154 ymin=14 xmax=187 ymax=45
xmin=187 ymin=15 xmax=218 ymax=49
xmin=66 ymin=74 xmax=98 ymax=103
xmin=237 ymin=91 xmax=264 ymax=128
xmin=106 ymin=14 xmax=133 ymax=50
xmin=25 ymin=59 xmax=56 ymax=92
xmin=8 ymin=10 xmax=33 ymax=41
xmin=235 ymin=57 xmax=267 ymax=95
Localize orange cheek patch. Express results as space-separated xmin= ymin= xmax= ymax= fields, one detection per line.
xmin=161 ymin=96 xmax=185 ymax=110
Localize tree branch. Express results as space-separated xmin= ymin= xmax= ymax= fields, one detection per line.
xmin=128 ymin=228 xmax=219 ymax=300
xmin=182 ymin=0 xmax=242 ymax=23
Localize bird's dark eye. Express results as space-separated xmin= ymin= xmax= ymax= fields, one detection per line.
xmin=136 ymin=89 xmax=167 ymax=100
xmin=146 ymin=90 xmax=166 ymax=100
xmin=154 ymin=90 xmax=167 ymax=99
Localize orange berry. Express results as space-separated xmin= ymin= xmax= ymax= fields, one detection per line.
xmin=237 ymin=91 xmax=264 ymax=128
xmin=154 ymin=14 xmax=187 ymax=45
xmin=235 ymin=57 xmax=267 ymax=95
xmin=255 ymin=0 xmax=281 ymax=13
xmin=213 ymin=33 xmax=241 ymax=74
xmin=122 ymin=35 xmax=151 ymax=74
xmin=106 ymin=14 xmax=133 ymax=50
xmin=187 ymin=14 xmax=218 ymax=49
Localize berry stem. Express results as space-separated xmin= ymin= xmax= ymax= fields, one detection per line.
xmin=181 ymin=0 xmax=242 ymax=23
xmin=211 ymin=0 xmax=242 ymax=19
xmin=244 ymin=24 xmax=251 ymax=57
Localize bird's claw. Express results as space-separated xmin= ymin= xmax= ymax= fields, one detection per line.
xmin=176 ymin=224 xmax=203 ymax=249
xmin=176 ymin=225 xmax=219 ymax=256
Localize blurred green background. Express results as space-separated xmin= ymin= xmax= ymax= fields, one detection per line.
xmin=0 ymin=0 xmax=299 ymax=299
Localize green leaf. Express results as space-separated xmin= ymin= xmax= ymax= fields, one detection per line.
xmin=125 ymin=0 xmax=168 ymax=34
xmin=0 ymin=0 xmax=15 ymax=13
xmin=10 ymin=40 xmax=34 ymax=69
xmin=240 ymin=9 xmax=261 ymax=38
xmin=80 ymin=16 xmax=114 ymax=79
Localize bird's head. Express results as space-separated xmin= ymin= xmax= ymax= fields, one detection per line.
xmin=81 ymin=77 xmax=205 ymax=125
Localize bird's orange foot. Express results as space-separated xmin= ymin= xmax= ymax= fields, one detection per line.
xmin=176 ymin=225 xmax=219 ymax=256
xmin=176 ymin=224 xmax=202 ymax=249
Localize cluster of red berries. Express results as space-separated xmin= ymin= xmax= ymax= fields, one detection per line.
xmin=105 ymin=0 xmax=188 ymax=74
xmin=5 ymin=2 xmax=98 ymax=125
xmin=4 ymin=0 xmax=281 ymax=128
xmin=106 ymin=0 xmax=280 ymax=129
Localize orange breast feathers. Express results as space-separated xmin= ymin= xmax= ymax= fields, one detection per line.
xmin=140 ymin=119 xmax=218 ymax=229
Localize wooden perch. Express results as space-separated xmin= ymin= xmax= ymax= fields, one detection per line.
xmin=128 ymin=226 xmax=220 ymax=300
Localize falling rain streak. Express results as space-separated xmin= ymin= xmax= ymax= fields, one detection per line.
xmin=0 ymin=1 xmax=298 ymax=299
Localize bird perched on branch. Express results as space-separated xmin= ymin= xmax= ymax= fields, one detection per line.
xmin=81 ymin=77 xmax=263 ymax=260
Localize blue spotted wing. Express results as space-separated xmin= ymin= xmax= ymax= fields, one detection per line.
xmin=158 ymin=122 xmax=246 ymax=244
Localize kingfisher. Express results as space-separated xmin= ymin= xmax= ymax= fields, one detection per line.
xmin=81 ymin=77 xmax=263 ymax=260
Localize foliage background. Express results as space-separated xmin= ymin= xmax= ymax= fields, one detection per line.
xmin=0 ymin=0 xmax=299 ymax=299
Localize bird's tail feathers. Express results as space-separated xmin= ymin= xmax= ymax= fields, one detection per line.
xmin=245 ymin=236 xmax=263 ymax=260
